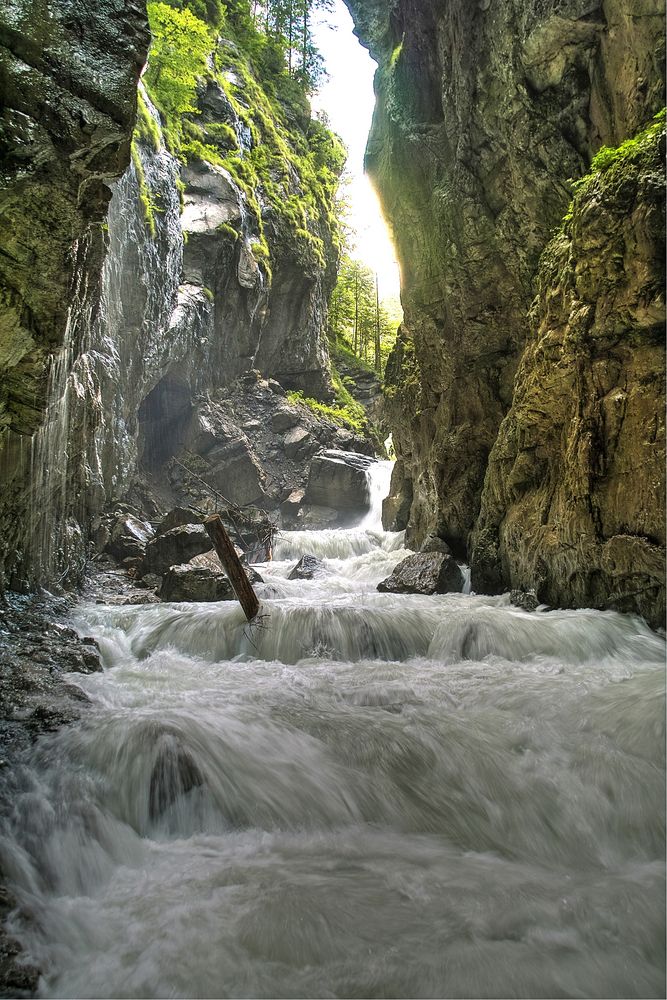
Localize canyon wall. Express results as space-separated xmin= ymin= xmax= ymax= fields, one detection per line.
xmin=0 ymin=4 xmax=344 ymax=590
xmin=347 ymin=0 xmax=665 ymax=623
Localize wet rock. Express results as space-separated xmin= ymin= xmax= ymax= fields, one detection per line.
xmin=288 ymin=555 xmax=325 ymax=581
xmin=142 ymin=525 xmax=213 ymax=577
xmin=280 ymin=488 xmax=305 ymax=525
xmin=283 ymin=426 xmax=313 ymax=460
xmin=107 ymin=515 xmax=155 ymax=562
xmin=157 ymin=508 xmax=201 ymax=535
xmin=305 ymin=451 xmax=372 ymax=514
xmin=149 ymin=731 xmax=204 ymax=821
xmin=378 ymin=553 xmax=464 ymax=595
xmin=420 ymin=534 xmax=452 ymax=556
xmin=348 ymin=0 xmax=665 ymax=564
xmin=510 ymin=589 xmax=540 ymax=612
xmin=296 ymin=505 xmax=343 ymax=529
xmin=471 ymin=117 xmax=666 ymax=627
xmin=139 ymin=573 xmax=163 ymax=592
xmin=159 ymin=565 xmax=235 ymax=603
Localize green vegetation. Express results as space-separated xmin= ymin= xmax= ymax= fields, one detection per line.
xmin=565 ymin=107 xmax=666 ymax=214
xmin=131 ymin=142 xmax=158 ymax=236
xmin=135 ymin=89 xmax=161 ymax=150
xmin=287 ymin=369 xmax=367 ymax=433
xmin=135 ymin=0 xmax=345 ymax=275
xmin=329 ymin=254 xmax=401 ymax=375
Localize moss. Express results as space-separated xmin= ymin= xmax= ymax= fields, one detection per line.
xmin=131 ymin=142 xmax=157 ymax=237
xmin=217 ymin=221 xmax=240 ymax=241
xmin=135 ymin=90 xmax=161 ymax=151
xmin=142 ymin=0 xmax=345 ymax=293
xmin=286 ymin=363 xmax=367 ymax=433
xmin=390 ymin=39 xmax=404 ymax=69
xmin=569 ymin=108 xmax=666 ymax=203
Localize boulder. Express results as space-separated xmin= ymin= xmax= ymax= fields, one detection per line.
xmin=510 ymin=589 xmax=540 ymax=612
xmin=271 ymin=407 xmax=301 ymax=432
xmin=142 ymin=524 xmax=213 ymax=576
xmin=377 ymin=552 xmax=464 ymax=595
xmin=280 ymin=489 xmax=305 ymax=525
xmin=288 ymin=555 xmax=325 ymax=581
xmin=296 ymin=505 xmax=342 ymax=529
xmin=304 ymin=451 xmax=372 ymax=513
xmin=159 ymin=565 xmax=234 ymax=603
xmin=420 ymin=533 xmax=452 ymax=556
xmin=107 ymin=515 xmax=155 ymax=561
xmin=283 ymin=426 xmax=313 ymax=460
xmin=157 ymin=508 xmax=201 ymax=535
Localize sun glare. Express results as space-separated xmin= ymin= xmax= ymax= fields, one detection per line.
xmin=312 ymin=0 xmax=401 ymax=301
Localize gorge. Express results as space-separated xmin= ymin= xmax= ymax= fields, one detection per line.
xmin=0 ymin=0 xmax=665 ymax=996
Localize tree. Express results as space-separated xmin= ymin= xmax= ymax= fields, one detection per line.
xmin=145 ymin=2 xmax=213 ymax=122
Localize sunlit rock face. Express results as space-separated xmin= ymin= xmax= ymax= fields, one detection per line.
xmin=0 ymin=18 xmax=341 ymax=589
xmin=346 ymin=0 xmax=665 ymax=620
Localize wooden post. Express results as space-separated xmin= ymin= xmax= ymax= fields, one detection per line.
xmin=204 ymin=515 xmax=260 ymax=622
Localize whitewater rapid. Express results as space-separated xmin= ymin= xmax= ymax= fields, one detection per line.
xmin=1 ymin=461 xmax=665 ymax=998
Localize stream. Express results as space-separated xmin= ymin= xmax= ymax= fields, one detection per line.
xmin=1 ymin=462 xmax=665 ymax=998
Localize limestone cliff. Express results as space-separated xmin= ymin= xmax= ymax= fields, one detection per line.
xmin=347 ymin=0 xmax=665 ymax=621
xmin=347 ymin=0 xmax=664 ymax=550
xmin=471 ymin=115 xmax=665 ymax=627
xmin=0 ymin=0 xmax=149 ymax=588
xmin=0 ymin=3 xmax=345 ymax=590
xmin=0 ymin=0 xmax=149 ymax=440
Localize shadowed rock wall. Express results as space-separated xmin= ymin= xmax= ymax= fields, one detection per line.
xmin=347 ymin=0 xmax=665 ymax=622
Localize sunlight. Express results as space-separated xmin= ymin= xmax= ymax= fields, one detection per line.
xmin=312 ymin=0 xmax=401 ymax=300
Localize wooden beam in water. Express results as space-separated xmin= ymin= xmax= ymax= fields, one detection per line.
xmin=204 ymin=514 xmax=260 ymax=622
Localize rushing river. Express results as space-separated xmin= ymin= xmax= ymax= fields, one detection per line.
xmin=1 ymin=462 xmax=665 ymax=998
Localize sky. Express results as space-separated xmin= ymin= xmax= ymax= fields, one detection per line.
xmin=311 ymin=0 xmax=401 ymax=301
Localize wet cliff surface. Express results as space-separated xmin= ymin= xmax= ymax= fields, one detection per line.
xmin=0 ymin=0 xmax=149 ymax=439
xmin=346 ymin=0 xmax=665 ymax=621
xmin=0 ymin=7 xmax=348 ymax=592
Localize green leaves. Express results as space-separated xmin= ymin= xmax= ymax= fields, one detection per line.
xmin=145 ymin=2 xmax=214 ymax=146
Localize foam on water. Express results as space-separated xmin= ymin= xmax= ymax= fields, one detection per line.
xmin=1 ymin=461 xmax=665 ymax=999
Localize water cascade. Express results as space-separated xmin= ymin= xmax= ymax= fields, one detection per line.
xmin=1 ymin=461 xmax=664 ymax=998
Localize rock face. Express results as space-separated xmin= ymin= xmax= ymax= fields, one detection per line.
xmin=0 ymin=0 xmax=149 ymax=442
xmin=471 ymin=117 xmax=666 ymax=627
xmin=0 ymin=0 xmax=149 ymax=589
xmin=377 ymin=552 xmax=464 ymax=596
xmin=0 ymin=14 xmax=347 ymax=591
xmin=347 ymin=0 xmax=665 ymax=621
xmin=304 ymin=451 xmax=372 ymax=515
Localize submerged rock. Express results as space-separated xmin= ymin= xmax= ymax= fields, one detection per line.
xmin=288 ymin=555 xmax=325 ymax=581
xmin=510 ymin=589 xmax=540 ymax=613
xmin=148 ymin=730 xmax=204 ymax=822
xmin=378 ymin=553 xmax=464 ymax=596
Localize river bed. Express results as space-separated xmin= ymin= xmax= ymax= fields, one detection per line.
xmin=1 ymin=463 xmax=665 ymax=998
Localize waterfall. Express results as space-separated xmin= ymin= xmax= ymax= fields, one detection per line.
xmin=1 ymin=460 xmax=664 ymax=999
